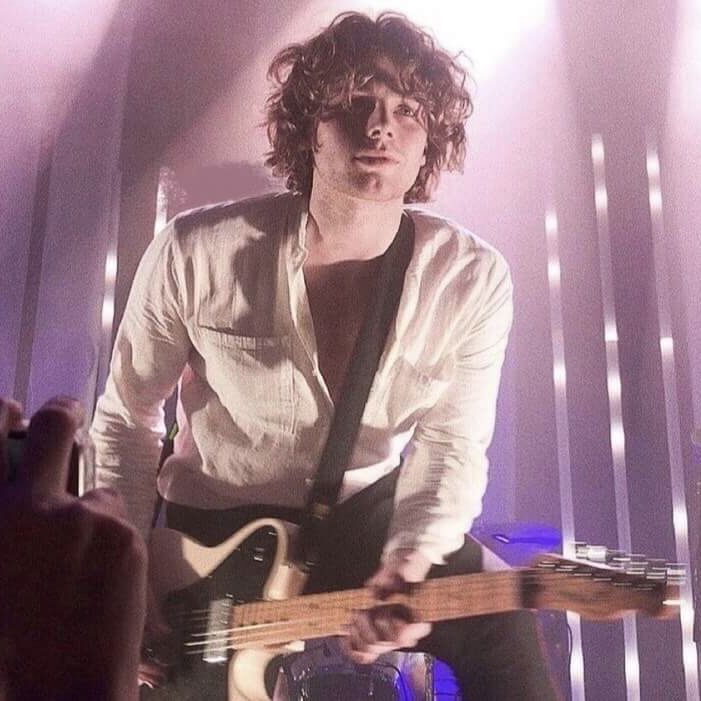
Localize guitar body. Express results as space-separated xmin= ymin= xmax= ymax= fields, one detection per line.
xmin=142 ymin=519 xmax=307 ymax=701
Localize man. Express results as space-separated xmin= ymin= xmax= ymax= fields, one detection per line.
xmin=92 ymin=11 xmax=558 ymax=699
xmin=0 ymin=396 xmax=147 ymax=700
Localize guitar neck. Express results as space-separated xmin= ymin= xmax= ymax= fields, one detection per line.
xmin=229 ymin=570 xmax=524 ymax=648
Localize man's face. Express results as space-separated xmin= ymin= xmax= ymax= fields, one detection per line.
xmin=311 ymin=60 xmax=428 ymax=203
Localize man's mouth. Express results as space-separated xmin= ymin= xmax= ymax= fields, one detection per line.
xmin=354 ymin=154 xmax=398 ymax=165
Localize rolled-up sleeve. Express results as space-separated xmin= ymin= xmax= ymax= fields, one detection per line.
xmin=383 ymin=253 xmax=513 ymax=564
xmin=90 ymin=223 xmax=191 ymax=538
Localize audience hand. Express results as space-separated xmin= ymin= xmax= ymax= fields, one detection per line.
xmin=0 ymin=396 xmax=147 ymax=700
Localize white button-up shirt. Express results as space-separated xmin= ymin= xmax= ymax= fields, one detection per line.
xmin=90 ymin=192 xmax=513 ymax=564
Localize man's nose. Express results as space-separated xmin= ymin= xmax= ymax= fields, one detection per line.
xmin=365 ymin=101 xmax=393 ymax=140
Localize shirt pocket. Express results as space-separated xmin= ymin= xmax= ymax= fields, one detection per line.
xmin=193 ymin=327 xmax=294 ymax=433
xmin=373 ymin=356 xmax=452 ymax=431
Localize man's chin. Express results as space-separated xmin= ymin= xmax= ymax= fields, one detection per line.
xmin=345 ymin=177 xmax=408 ymax=204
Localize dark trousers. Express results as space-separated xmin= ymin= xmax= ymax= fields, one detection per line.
xmin=165 ymin=473 xmax=560 ymax=700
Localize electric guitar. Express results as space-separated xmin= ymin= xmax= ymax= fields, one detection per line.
xmin=141 ymin=519 xmax=682 ymax=701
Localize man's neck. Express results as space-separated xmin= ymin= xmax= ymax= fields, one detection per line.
xmin=305 ymin=182 xmax=404 ymax=266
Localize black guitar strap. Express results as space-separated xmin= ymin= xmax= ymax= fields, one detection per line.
xmin=298 ymin=212 xmax=415 ymax=570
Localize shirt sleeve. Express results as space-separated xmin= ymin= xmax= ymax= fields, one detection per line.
xmin=90 ymin=222 xmax=191 ymax=539
xmin=382 ymin=252 xmax=514 ymax=565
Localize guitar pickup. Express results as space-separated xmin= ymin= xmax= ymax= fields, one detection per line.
xmin=203 ymin=598 xmax=233 ymax=664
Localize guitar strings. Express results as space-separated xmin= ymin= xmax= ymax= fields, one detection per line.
xmin=178 ymin=568 xmax=660 ymax=654
xmin=153 ymin=563 xmax=667 ymax=656
xmin=182 ymin=586 xmax=662 ymax=653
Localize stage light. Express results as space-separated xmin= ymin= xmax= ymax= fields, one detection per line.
xmin=364 ymin=0 xmax=553 ymax=81
xmin=590 ymin=133 xmax=642 ymax=701
xmin=542 ymin=202 xmax=585 ymax=701
xmin=673 ymin=504 xmax=689 ymax=534
xmin=552 ymin=361 xmax=566 ymax=389
xmin=100 ymin=249 xmax=118 ymax=331
xmin=646 ymin=150 xmax=660 ymax=179
xmin=103 ymin=251 xmax=117 ymax=285
xmin=594 ymin=185 xmax=608 ymax=211
xmin=604 ymin=322 xmax=619 ymax=343
xmin=545 ymin=210 xmax=558 ymax=239
xmin=684 ymin=639 xmax=699 ymax=678
xmin=660 ymin=336 xmax=674 ymax=356
xmin=610 ymin=420 xmax=626 ymax=456
xmin=100 ymin=294 xmax=114 ymax=331
xmin=547 ymin=258 xmax=561 ymax=286
xmin=154 ymin=167 xmax=170 ymax=237
xmin=649 ymin=187 xmax=662 ymax=214
xmin=623 ymin=627 xmax=641 ymax=698
xmin=591 ymin=135 xmax=605 ymax=165
xmin=567 ymin=618 xmax=585 ymax=697
xmin=646 ymin=134 xmax=700 ymax=700
xmin=607 ymin=372 xmax=621 ymax=402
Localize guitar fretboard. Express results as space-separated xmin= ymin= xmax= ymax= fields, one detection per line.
xmin=228 ymin=570 xmax=524 ymax=648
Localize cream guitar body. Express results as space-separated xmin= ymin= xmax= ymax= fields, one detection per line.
xmin=144 ymin=519 xmax=307 ymax=701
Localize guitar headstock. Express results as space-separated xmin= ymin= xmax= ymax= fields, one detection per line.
xmin=523 ymin=546 xmax=684 ymax=620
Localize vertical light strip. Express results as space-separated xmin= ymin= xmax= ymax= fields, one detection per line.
xmin=100 ymin=249 xmax=118 ymax=331
xmin=154 ymin=166 xmax=170 ymax=238
xmin=646 ymin=139 xmax=699 ymax=701
xmin=95 ymin=168 xmax=122 ymax=404
xmin=544 ymin=207 xmax=585 ymax=700
xmin=591 ymin=133 xmax=640 ymax=701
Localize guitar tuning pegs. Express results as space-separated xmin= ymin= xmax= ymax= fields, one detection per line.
xmin=645 ymin=559 xmax=669 ymax=581
xmin=623 ymin=554 xmax=648 ymax=577
xmin=666 ymin=563 xmax=686 ymax=584
xmin=572 ymin=542 xmax=608 ymax=563
xmin=567 ymin=544 xmax=687 ymax=587
xmin=574 ymin=542 xmax=589 ymax=559
xmin=609 ymin=552 xmax=631 ymax=570
xmin=586 ymin=545 xmax=609 ymax=563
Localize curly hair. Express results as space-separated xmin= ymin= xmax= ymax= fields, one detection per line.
xmin=264 ymin=12 xmax=473 ymax=203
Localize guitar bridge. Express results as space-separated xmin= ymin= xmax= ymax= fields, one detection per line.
xmin=203 ymin=598 xmax=233 ymax=664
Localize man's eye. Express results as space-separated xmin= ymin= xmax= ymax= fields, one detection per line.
xmin=396 ymin=103 xmax=418 ymax=118
xmin=349 ymin=97 xmax=374 ymax=114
